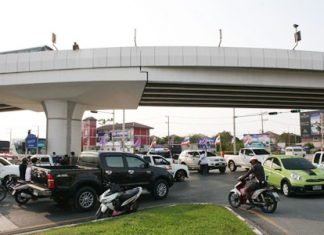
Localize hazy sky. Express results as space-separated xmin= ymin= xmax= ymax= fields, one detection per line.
xmin=0 ymin=0 xmax=323 ymax=140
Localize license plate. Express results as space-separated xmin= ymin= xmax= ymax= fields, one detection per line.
xmin=313 ymin=185 xmax=322 ymax=191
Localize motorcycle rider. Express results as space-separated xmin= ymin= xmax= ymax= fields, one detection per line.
xmin=239 ymin=156 xmax=266 ymax=206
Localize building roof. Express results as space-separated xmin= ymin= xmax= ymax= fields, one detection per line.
xmin=265 ymin=131 xmax=279 ymax=138
xmin=0 ymin=45 xmax=53 ymax=55
xmin=97 ymin=122 xmax=153 ymax=132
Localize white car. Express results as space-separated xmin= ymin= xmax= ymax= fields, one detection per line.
xmin=178 ymin=150 xmax=227 ymax=173
xmin=0 ymin=157 xmax=19 ymax=185
xmin=142 ymin=154 xmax=190 ymax=182
xmin=312 ymin=151 xmax=324 ymax=170
xmin=285 ymin=146 xmax=306 ymax=157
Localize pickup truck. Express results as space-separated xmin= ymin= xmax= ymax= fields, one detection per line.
xmin=312 ymin=151 xmax=324 ymax=170
xmin=142 ymin=154 xmax=190 ymax=182
xmin=0 ymin=157 xmax=19 ymax=187
xmin=31 ymin=151 xmax=174 ymax=212
xmin=224 ymin=148 xmax=270 ymax=172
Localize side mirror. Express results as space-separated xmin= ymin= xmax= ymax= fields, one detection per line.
xmin=274 ymin=166 xmax=282 ymax=171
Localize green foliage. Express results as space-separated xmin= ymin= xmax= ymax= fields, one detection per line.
xmin=36 ymin=204 xmax=254 ymax=235
xmin=278 ymin=132 xmax=301 ymax=145
xmin=304 ymin=142 xmax=315 ymax=149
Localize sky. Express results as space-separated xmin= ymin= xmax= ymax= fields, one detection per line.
xmin=0 ymin=0 xmax=323 ymax=141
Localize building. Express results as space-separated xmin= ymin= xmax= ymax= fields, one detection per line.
xmin=82 ymin=117 xmax=97 ymax=151
xmin=97 ymin=122 xmax=153 ymax=152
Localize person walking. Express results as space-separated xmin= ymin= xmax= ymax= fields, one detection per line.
xmin=199 ymin=151 xmax=209 ymax=175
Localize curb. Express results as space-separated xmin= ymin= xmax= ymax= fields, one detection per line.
xmin=225 ymin=206 xmax=263 ymax=235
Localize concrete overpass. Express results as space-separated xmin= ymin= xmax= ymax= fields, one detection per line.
xmin=1 ymin=46 xmax=324 ymax=154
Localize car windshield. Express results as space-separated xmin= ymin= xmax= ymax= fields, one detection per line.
xmin=281 ymin=158 xmax=316 ymax=170
xmin=254 ymin=149 xmax=270 ymax=155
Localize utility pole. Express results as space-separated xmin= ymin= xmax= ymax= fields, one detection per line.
xmin=261 ymin=113 xmax=264 ymax=134
xmin=166 ymin=115 xmax=170 ymax=145
xmin=112 ymin=110 xmax=115 ymax=151
xmin=122 ymin=110 xmax=125 ymax=152
xmin=233 ymin=108 xmax=237 ymax=155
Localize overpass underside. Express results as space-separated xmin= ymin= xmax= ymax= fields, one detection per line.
xmin=140 ymin=82 xmax=324 ymax=109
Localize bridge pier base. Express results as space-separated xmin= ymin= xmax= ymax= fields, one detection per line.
xmin=42 ymin=100 xmax=84 ymax=156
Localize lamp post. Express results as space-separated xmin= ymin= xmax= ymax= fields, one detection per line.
xmin=91 ymin=110 xmax=115 ymax=150
xmin=166 ymin=115 xmax=170 ymax=145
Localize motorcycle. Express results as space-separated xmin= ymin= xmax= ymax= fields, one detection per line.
xmin=12 ymin=181 xmax=39 ymax=205
xmin=95 ymin=184 xmax=142 ymax=219
xmin=228 ymin=176 xmax=279 ymax=213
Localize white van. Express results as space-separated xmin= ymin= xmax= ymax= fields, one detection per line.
xmin=285 ymin=146 xmax=306 ymax=157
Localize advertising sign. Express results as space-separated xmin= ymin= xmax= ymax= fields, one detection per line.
xmin=243 ymin=134 xmax=270 ymax=148
xmin=25 ymin=133 xmax=38 ymax=148
xmin=300 ymin=110 xmax=324 ymax=138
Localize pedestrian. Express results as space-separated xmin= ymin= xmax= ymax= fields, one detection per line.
xmin=19 ymin=158 xmax=28 ymax=180
xmin=199 ymin=151 xmax=209 ymax=175
xmin=70 ymin=151 xmax=75 ymax=165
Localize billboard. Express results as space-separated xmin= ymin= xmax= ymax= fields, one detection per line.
xmin=300 ymin=110 xmax=324 ymax=138
xmin=243 ymin=134 xmax=270 ymax=148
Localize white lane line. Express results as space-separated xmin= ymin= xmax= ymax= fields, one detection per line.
xmin=0 ymin=213 xmax=18 ymax=232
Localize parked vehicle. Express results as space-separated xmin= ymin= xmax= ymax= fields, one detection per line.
xmin=142 ymin=154 xmax=190 ymax=182
xmin=95 ymin=183 xmax=142 ymax=219
xmin=30 ymin=151 xmax=174 ymax=211
xmin=178 ymin=150 xmax=227 ymax=173
xmin=263 ymin=155 xmax=324 ymax=196
xmin=146 ymin=148 xmax=173 ymax=163
xmin=313 ymin=151 xmax=324 ymax=170
xmin=285 ymin=146 xmax=306 ymax=157
xmin=225 ymin=148 xmax=270 ymax=172
xmin=0 ymin=157 xmax=19 ymax=188
xmin=228 ymin=176 xmax=279 ymax=213
xmin=12 ymin=180 xmax=50 ymax=205
xmin=31 ymin=154 xmax=61 ymax=166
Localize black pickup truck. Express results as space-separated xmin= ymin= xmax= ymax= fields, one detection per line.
xmin=31 ymin=151 xmax=174 ymax=211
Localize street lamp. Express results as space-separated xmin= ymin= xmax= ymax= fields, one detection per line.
xmin=90 ymin=110 xmax=115 ymax=150
xmin=292 ymin=24 xmax=301 ymax=50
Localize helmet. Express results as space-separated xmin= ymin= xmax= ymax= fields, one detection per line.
xmin=249 ymin=156 xmax=258 ymax=163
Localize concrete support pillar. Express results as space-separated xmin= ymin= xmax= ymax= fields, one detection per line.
xmin=42 ymin=100 xmax=84 ymax=156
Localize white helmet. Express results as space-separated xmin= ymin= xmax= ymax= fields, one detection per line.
xmin=249 ymin=156 xmax=258 ymax=163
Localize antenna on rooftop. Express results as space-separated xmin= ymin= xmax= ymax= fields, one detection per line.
xmin=51 ymin=32 xmax=58 ymax=50
xmin=134 ymin=28 xmax=137 ymax=47
xmin=218 ymin=29 xmax=222 ymax=47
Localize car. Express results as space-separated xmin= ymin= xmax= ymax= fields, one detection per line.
xmin=142 ymin=154 xmax=190 ymax=182
xmin=146 ymin=148 xmax=173 ymax=163
xmin=178 ymin=150 xmax=227 ymax=173
xmin=263 ymin=155 xmax=324 ymax=196
xmin=31 ymin=154 xmax=62 ymax=166
xmin=285 ymin=146 xmax=306 ymax=157
xmin=0 ymin=157 xmax=19 ymax=186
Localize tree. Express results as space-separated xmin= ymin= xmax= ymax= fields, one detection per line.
xmin=278 ymin=132 xmax=301 ymax=146
xmin=189 ymin=134 xmax=205 ymax=144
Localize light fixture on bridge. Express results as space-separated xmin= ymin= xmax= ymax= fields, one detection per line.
xmin=292 ymin=24 xmax=301 ymax=50
xmin=51 ymin=32 xmax=58 ymax=50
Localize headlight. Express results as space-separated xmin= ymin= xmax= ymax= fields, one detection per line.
xmin=290 ymin=173 xmax=302 ymax=181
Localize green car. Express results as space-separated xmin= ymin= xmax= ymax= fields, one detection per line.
xmin=263 ymin=155 xmax=324 ymax=197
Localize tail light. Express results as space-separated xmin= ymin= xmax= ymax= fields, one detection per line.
xmin=47 ymin=174 xmax=55 ymax=189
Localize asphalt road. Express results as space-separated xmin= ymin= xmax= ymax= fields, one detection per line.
xmin=1 ymin=168 xmax=324 ymax=235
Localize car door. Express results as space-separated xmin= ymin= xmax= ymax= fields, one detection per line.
xmin=313 ymin=153 xmax=321 ymax=168
xmin=243 ymin=149 xmax=254 ymax=166
xmin=125 ymin=154 xmax=152 ymax=187
xmin=263 ymin=158 xmax=273 ymax=182
xmin=185 ymin=151 xmax=195 ymax=168
xmin=192 ymin=151 xmax=202 ymax=168
xmin=101 ymin=152 xmax=128 ymax=186
xmin=152 ymin=155 xmax=170 ymax=171
xmin=270 ymin=157 xmax=283 ymax=188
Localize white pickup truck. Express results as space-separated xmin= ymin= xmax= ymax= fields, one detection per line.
xmin=224 ymin=148 xmax=271 ymax=172
xmin=312 ymin=151 xmax=324 ymax=170
xmin=142 ymin=154 xmax=190 ymax=182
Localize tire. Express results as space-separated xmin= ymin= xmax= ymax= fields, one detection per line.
xmin=175 ymin=170 xmax=186 ymax=182
xmin=129 ymin=201 xmax=139 ymax=213
xmin=95 ymin=206 xmax=113 ymax=219
xmin=0 ymin=186 xmax=7 ymax=202
xmin=152 ymin=179 xmax=169 ymax=200
xmin=74 ymin=187 xmax=97 ymax=212
xmin=3 ymin=175 xmax=17 ymax=192
xmin=281 ymin=181 xmax=292 ymax=197
xmin=228 ymin=161 xmax=237 ymax=172
xmin=261 ymin=193 xmax=277 ymax=213
xmin=219 ymin=167 xmax=226 ymax=174
xmin=14 ymin=190 xmax=30 ymax=205
xmin=228 ymin=192 xmax=241 ymax=208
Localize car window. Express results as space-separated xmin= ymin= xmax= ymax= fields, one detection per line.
xmin=105 ymin=155 xmax=124 ymax=168
xmin=240 ymin=149 xmax=244 ymax=154
xmin=322 ymin=155 xmax=324 ymax=163
xmin=126 ymin=156 xmax=146 ymax=168
xmin=193 ymin=152 xmax=201 ymax=157
xmin=314 ymin=153 xmax=321 ymax=164
xmin=245 ymin=149 xmax=253 ymax=156
xmin=254 ymin=149 xmax=270 ymax=155
xmin=40 ymin=157 xmax=49 ymax=163
xmin=272 ymin=158 xmax=281 ymax=168
xmin=281 ymin=158 xmax=316 ymax=170
xmin=143 ymin=156 xmax=152 ymax=164
xmin=206 ymin=152 xmax=216 ymax=157
xmin=263 ymin=158 xmax=272 ymax=168
xmin=153 ymin=156 xmax=169 ymax=165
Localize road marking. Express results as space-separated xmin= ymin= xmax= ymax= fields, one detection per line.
xmin=0 ymin=213 xmax=18 ymax=232
xmin=244 ymin=209 xmax=289 ymax=235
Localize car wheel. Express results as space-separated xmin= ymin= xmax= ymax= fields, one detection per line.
xmin=152 ymin=179 xmax=169 ymax=200
xmin=219 ymin=167 xmax=226 ymax=174
xmin=281 ymin=181 xmax=292 ymax=197
xmin=175 ymin=170 xmax=186 ymax=182
xmin=228 ymin=161 xmax=237 ymax=172
xmin=74 ymin=187 xmax=97 ymax=212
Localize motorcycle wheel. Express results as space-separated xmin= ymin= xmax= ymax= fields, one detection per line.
xmin=129 ymin=201 xmax=139 ymax=213
xmin=95 ymin=207 xmax=113 ymax=219
xmin=228 ymin=192 xmax=241 ymax=208
xmin=261 ymin=193 xmax=277 ymax=213
xmin=0 ymin=186 xmax=7 ymax=202
xmin=14 ymin=190 xmax=30 ymax=205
